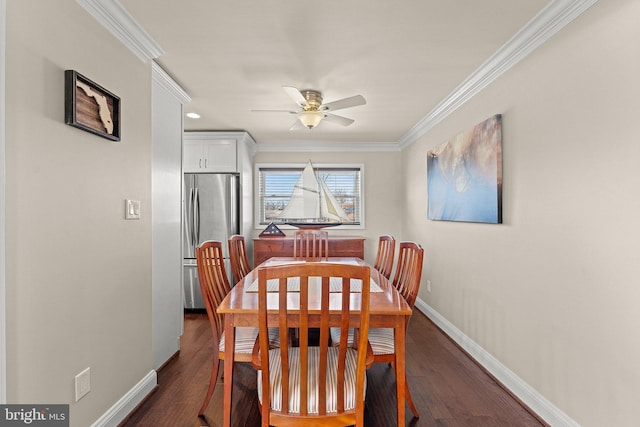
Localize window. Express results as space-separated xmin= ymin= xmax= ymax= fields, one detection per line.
xmin=256 ymin=163 xmax=364 ymax=227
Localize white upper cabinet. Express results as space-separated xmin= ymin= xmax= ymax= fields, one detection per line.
xmin=183 ymin=131 xmax=256 ymax=249
xmin=183 ymin=138 xmax=237 ymax=172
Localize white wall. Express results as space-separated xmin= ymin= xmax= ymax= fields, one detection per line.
xmin=254 ymin=150 xmax=403 ymax=266
xmin=151 ymin=63 xmax=188 ymax=370
xmin=6 ymin=1 xmax=153 ymax=425
xmin=238 ymin=134 xmax=257 ymax=263
xmin=401 ymin=0 xmax=640 ymax=425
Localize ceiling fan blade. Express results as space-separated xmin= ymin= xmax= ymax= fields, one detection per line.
xmin=323 ymin=113 xmax=355 ymax=126
xmin=282 ymin=86 xmax=307 ymax=107
xmin=289 ymin=118 xmax=305 ymax=131
xmin=320 ymin=95 xmax=366 ymax=112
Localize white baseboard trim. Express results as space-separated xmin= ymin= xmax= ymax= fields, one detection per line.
xmin=414 ymin=298 xmax=580 ymax=427
xmin=90 ymin=370 xmax=157 ymax=427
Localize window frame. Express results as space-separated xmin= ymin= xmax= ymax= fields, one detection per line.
xmin=254 ymin=162 xmax=365 ymax=230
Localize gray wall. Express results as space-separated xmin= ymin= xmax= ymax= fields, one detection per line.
xmin=6 ymin=1 xmax=153 ymax=425
xmin=401 ymin=0 xmax=640 ymax=425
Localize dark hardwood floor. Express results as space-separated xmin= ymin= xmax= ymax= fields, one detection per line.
xmin=121 ymin=311 xmax=547 ymax=427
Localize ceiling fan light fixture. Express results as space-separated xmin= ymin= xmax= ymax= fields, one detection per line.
xmin=299 ymin=110 xmax=323 ymax=129
xmin=255 ymin=86 xmax=365 ymax=129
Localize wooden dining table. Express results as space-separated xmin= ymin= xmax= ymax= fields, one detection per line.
xmin=217 ymin=257 xmax=412 ymax=426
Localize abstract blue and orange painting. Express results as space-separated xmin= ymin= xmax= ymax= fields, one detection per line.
xmin=427 ymin=114 xmax=502 ymax=224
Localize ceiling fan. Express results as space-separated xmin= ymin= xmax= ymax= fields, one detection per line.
xmin=253 ymin=86 xmax=366 ymax=129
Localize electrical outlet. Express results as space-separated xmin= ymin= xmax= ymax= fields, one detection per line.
xmin=427 ymin=280 xmax=432 ymax=292
xmin=75 ymin=367 xmax=91 ymax=402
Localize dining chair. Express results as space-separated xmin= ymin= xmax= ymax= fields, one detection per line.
xmin=292 ymin=229 xmax=329 ymax=261
xmin=228 ymin=234 xmax=251 ymax=284
xmin=373 ymin=235 xmax=395 ymax=279
xmin=252 ymin=263 xmax=373 ymax=427
xmin=195 ymin=240 xmax=279 ymax=417
xmin=330 ymin=241 xmax=424 ymax=418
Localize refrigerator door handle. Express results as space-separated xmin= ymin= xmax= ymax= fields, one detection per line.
xmin=193 ymin=187 xmax=200 ymax=245
xmin=189 ymin=186 xmax=197 ymax=255
xmin=228 ymin=175 xmax=239 ymax=236
xmin=187 ymin=187 xmax=193 ymax=248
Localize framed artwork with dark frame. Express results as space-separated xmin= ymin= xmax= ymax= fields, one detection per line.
xmin=65 ymin=70 xmax=121 ymax=141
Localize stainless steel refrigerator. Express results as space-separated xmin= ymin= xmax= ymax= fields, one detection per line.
xmin=183 ymin=173 xmax=240 ymax=309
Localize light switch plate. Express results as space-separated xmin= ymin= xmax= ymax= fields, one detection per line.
xmin=125 ymin=199 xmax=141 ymax=220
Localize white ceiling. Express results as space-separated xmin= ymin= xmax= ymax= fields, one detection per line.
xmin=119 ymin=0 xmax=552 ymax=145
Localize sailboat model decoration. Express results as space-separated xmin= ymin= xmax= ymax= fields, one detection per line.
xmin=278 ymin=161 xmax=351 ymax=229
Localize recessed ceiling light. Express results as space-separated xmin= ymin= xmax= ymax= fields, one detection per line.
xmin=186 ymin=112 xmax=200 ymax=119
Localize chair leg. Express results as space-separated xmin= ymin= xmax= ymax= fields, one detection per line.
xmin=405 ymin=375 xmax=420 ymax=418
xmin=388 ymin=358 xmax=419 ymax=418
xmin=198 ymin=355 xmax=221 ymax=416
xmin=261 ymin=401 xmax=269 ymax=427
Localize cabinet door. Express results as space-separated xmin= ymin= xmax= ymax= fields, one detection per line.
xmin=203 ymin=140 xmax=236 ymax=172
xmin=183 ymin=140 xmax=204 ymax=172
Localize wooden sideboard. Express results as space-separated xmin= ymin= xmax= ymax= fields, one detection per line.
xmin=253 ymin=236 xmax=365 ymax=266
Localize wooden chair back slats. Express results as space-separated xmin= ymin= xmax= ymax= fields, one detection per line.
xmin=228 ymin=235 xmax=252 ymax=284
xmin=392 ymin=241 xmax=424 ymax=311
xmin=373 ymin=235 xmax=395 ymax=279
xmin=255 ymin=263 xmax=371 ymax=426
xmin=384 ymin=240 xmax=425 ymax=419
xmin=195 ymin=240 xmax=233 ymax=416
xmin=293 ymin=229 xmax=329 ymax=261
xmin=196 ymin=241 xmax=231 ymax=344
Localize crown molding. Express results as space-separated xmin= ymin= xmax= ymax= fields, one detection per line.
xmin=151 ymin=62 xmax=191 ymax=104
xmin=184 ymin=130 xmax=258 ymax=156
xmin=77 ymin=0 xmax=598 ymax=150
xmin=255 ymin=141 xmax=400 ymax=153
xmin=398 ymin=0 xmax=599 ymax=149
xmin=76 ymin=0 xmax=164 ymax=63
xmin=184 ymin=130 xmax=254 ymax=141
